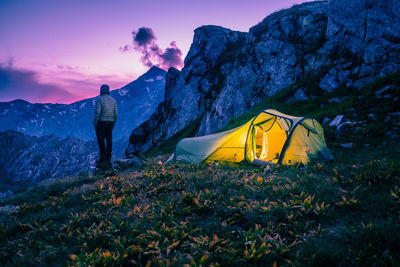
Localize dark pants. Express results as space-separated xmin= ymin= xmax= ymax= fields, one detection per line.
xmin=95 ymin=121 xmax=114 ymax=161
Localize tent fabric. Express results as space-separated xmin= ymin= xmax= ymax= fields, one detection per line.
xmin=166 ymin=109 xmax=334 ymax=165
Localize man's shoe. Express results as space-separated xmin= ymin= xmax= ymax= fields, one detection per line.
xmin=104 ymin=160 xmax=112 ymax=169
xmin=96 ymin=161 xmax=104 ymax=168
xmin=96 ymin=155 xmax=107 ymax=168
xmin=97 ymin=155 xmax=107 ymax=162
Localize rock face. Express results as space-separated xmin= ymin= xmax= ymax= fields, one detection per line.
xmin=0 ymin=66 xmax=166 ymax=141
xmin=128 ymin=0 xmax=400 ymax=154
xmin=0 ymin=130 xmax=97 ymax=184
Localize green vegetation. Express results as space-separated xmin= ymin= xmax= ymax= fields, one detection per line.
xmin=0 ymin=72 xmax=399 ymax=266
xmin=1 ymin=148 xmax=399 ymax=266
xmin=221 ymin=71 xmax=400 ymax=132
xmin=145 ymin=117 xmax=203 ymax=157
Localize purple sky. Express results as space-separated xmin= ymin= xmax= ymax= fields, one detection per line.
xmin=0 ymin=0 xmax=312 ymax=104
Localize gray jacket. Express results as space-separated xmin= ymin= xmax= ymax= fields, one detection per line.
xmin=93 ymin=95 xmax=118 ymax=126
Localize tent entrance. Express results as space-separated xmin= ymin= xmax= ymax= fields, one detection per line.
xmin=253 ymin=118 xmax=287 ymax=163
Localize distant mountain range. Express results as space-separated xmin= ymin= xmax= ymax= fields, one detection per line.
xmin=0 ymin=66 xmax=166 ymax=141
xmin=0 ymin=66 xmax=165 ymax=185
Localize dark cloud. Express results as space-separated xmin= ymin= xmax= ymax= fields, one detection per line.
xmin=120 ymin=27 xmax=184 ymax=70
xmin=0 ymin=64 xmax=77 ymax=103
xmin=119 ymin=45 xmax=131 ymax=53
xmin=133 ymin=27 xmax=156 ymax=47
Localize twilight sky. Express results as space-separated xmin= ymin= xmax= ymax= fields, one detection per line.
xmin=0 ymin=0 xmax=311 ymax=104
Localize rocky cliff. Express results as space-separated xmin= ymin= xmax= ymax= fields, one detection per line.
xmin=0 ymin=66 xmax=166 ymax=141
xmin=0 ymin=130 xmax=98 ymax=184
xmin=127 ymin=0 xmax=400 ymax=154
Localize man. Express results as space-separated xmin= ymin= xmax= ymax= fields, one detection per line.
xmin=93 ymin=84 xmax=118 ymax=166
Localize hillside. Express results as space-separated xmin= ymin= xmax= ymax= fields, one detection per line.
xmin=0 ymin=128 xmax=133 ymax=186
xmin=127 ymin=0 xmax=400 ymax=155
xmin=0 ymin=71 xmax=399 ymax=266
xmin=0 ymin=130 xmax=97 ymax=185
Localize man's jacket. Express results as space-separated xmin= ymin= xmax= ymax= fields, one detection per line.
xmin=93 ymin=95 xmax=118 ymax=126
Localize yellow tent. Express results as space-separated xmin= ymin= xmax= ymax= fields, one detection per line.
xmin=166 ymin=109 xmax=334 ymax=165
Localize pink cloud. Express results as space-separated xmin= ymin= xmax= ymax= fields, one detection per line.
xmin=0 ymin=63 xmax=77 ymax=103
xmin=0 ymin=62 xmax=134 ymax=104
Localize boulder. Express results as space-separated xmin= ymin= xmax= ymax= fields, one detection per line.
xmin=375 ymin=85 xmax=392 ymax=97
xmin=319 ymin=66 xmax=351 ymax=92
xmin=115 ymin=156 xmax=145 ymax=168
xmin=287 ymin=89 xmax=309 ymax=102
xmin=329 ymin=115 xmax=344 ymax=127
xmin=0 ymin=190 xmax=13 ymax=201
xmin=368 ymin=113 xmax=377 ymax=120
xmin=322 ymin=117 xmax=331 ymax=124
xmin=328 ymin=97 xmax=341 ymax=103
xmin=0 ymin=205 xmax=20 ymax=214
xmin=340 ymin=143 xmax=354 ymax=148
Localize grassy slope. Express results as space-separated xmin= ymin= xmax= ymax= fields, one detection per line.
xmin=0 ymin=72 xmax=399 ymax=266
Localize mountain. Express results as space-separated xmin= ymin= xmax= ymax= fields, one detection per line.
xmin=0 ymin=66 xmax=166 ymax=141
xmin=127 ymin=0 xmax=400 ymax=154
xmin=0 ymin=130 xmax=97 ymax=184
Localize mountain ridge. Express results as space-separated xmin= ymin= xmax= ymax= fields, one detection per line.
xmin=127 ymin=0 xmax=400 ymax=154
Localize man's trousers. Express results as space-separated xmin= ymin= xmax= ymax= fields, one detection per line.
xmin=95 ymin=121 xmax=114 ymax=161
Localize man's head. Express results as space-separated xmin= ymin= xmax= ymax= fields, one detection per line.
xmin=100 ymin=84 xmax=110 ymax=95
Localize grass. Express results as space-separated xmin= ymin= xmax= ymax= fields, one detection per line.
xmin=145 ymin=117 xmax=203 ymax=157
xmin=0 ymin=146 xmax=399 ymax=266
xmin=0 ymin=72 xmax=399 ymax=266
xmin=220 ymin=70 xmax=400 ymax=133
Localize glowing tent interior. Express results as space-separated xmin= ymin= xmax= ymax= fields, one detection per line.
xmin=166 ymin=109 xmax=334 ymax=165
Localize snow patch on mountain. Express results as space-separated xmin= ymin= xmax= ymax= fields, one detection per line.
xmin=118 ymin=89 xmax=128 ymax=96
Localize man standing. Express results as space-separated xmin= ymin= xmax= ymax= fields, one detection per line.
xmin=93 ymin=84 xmax=118 ymax=166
